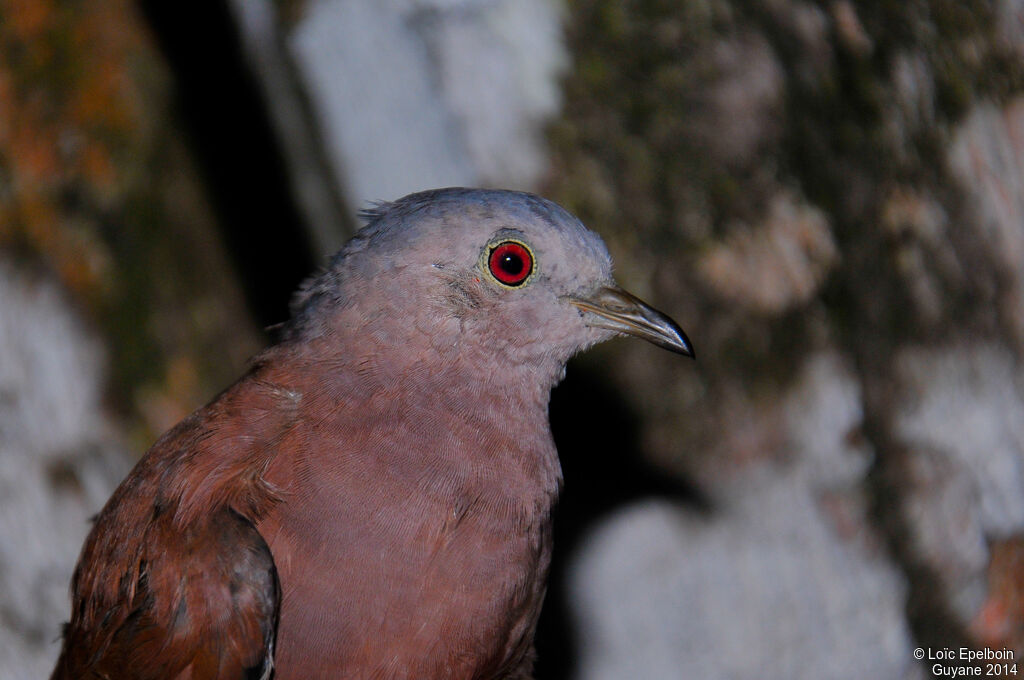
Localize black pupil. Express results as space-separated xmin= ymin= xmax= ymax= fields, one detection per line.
xmin=499 ymin=251 xmax=523 ymax=276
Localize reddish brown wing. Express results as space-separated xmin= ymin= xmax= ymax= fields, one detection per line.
xmin=51 ymin=361 xmax=297 ymax=680
xmin=51 ymin=508 xmax=279 ymax=680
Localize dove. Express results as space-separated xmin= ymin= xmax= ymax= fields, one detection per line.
xmin=52 ymin=188 xmax=692 ymax=680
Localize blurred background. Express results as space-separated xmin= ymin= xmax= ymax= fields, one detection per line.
xmin=2 ymin=0 xmax=1024 ymax=678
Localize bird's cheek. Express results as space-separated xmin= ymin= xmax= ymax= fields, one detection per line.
xmin=504 ymin=299 xmax=550 ymax=336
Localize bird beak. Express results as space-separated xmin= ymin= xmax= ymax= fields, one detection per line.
xmin=568 ymin=286 xmax=694 ymax=357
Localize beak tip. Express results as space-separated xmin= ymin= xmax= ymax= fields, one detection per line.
xmin=663 ymin=328 xmax=696 ymax=359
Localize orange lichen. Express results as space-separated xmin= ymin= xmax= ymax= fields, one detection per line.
xmin=971 ymin=536 xmax=1024 ymax=655
xmin=0 ymin=0 xmax=146 ymax=295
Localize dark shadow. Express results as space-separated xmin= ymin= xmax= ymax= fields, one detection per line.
xmin=138 ymin=0 xmax=318 ymax=329
xmin=534 ymin=360 xmax=710 ymax=680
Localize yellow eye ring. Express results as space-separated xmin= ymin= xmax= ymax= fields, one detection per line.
xmin=483 ymin=239 xmax=535 ymax=288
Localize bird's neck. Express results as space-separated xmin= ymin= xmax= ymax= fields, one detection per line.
xmin=277 ymin=331 xmax=565 ymax=510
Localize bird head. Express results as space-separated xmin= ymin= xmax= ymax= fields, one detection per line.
xmin=290 ymin=188 xmax=692 ymax=376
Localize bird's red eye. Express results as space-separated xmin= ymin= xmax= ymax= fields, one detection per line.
xmin=487 ymin=241 xmax=533 ymax=287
